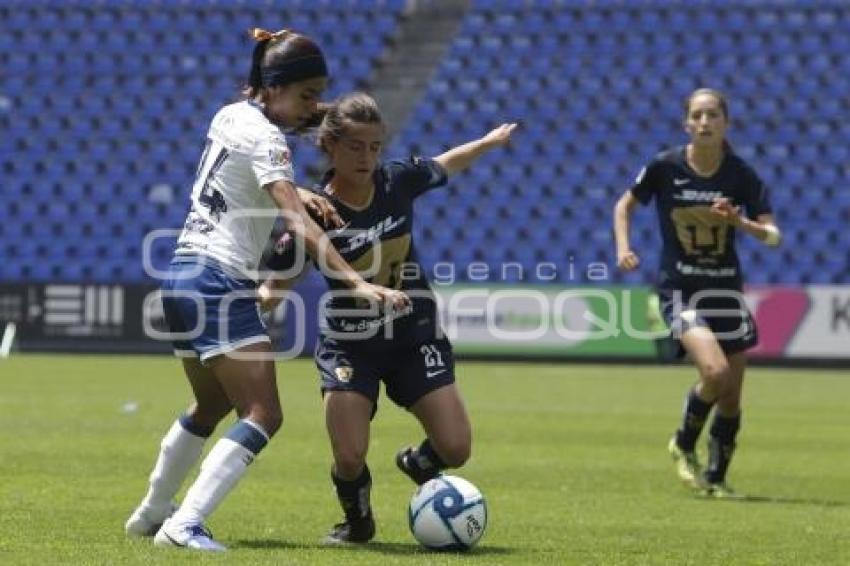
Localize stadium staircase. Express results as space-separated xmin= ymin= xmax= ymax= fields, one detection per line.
xmin=371 ymin=0 xmax=472 ymax=141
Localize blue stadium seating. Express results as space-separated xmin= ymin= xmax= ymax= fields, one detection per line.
xmin=0 ymin=1 xmax=847 ymax=285
xmin=394 ymin=0 xmax=849 ymax=285
xmin=0 ymin=0 xmax=406 ymax=282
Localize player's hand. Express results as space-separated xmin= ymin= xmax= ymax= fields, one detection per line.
xmin=257 ymin=281 xmax=281 ymax=313
xmin=710 ymin=197 xmax=742 ymax=226
xmin=353 ymin=282 xmax=412 ymax=314
xmin=298 ymin=188 xmax=344 ymax=228
xmin=481 ymin=123 xmax=518 ymax=148
xmin=617 ymin=250 xmax=640 ymax=272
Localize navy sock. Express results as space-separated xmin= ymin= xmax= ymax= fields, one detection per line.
xmin=675 ymin=388 xmax=714 ymax=452
xmin=705 ymin=413 xmax=741 ymax=484
xmin=178 ymin=413 xmax=215 ymax=438
xmin=332 ymin=465 xmax=372 ymax=521
xmin=224 ymin=419 xmax=269 ymax=455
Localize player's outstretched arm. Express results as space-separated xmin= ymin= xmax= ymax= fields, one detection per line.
xmin=613 ymin=190 xmax=641 ymax=271
xmin=266 ymin=179 xmax=411 ymax=310
xmin=710 ymin=198 xmax=782 ymax=247
xmin=434 ymin=123 xmax=518 ymax=176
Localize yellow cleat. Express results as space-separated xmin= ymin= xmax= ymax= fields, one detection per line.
xmin=668 ymin=437 xmax=708 ymax=490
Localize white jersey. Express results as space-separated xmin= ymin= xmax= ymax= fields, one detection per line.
xmin=175 ymin=100 xmax=295 ymax=279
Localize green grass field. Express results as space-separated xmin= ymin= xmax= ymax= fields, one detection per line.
xmin=1 ymin=355 xmax=849 ymax=565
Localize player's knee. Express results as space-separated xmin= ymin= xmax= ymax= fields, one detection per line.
xmin=334 ymin=446 xmax=367 ymax=477
xmin=186 ymin=403 xmax=230 ymax=430
xmin=701 ymin=362 xmax=732 ymax=390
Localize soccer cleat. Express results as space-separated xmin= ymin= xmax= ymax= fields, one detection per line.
xmin=668 ymin=437 xmax=708 ymax=490
xmin=321 ymin=513 xmax=376 ymax=545
xmin=701 ymin=482 xmax=742 ymax=499
xmin=395 ymin=447 xmax=439 ymax=486
xmin=125 ymin=502 xmax=178 ymax=537
xmin=153 ymin=519 xmax=227 ymax=552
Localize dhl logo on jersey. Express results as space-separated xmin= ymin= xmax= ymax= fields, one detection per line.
xmin=339 ymin=215 xmax=407 ymax=253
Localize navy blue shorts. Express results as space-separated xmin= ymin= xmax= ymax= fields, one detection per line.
xmin=658 ymin=287 xmax=758 ymax=357
xmin=315 ymin=335 xmax=455 ymax=410
xmin=160 ymin=256 xmax=269 ymax=363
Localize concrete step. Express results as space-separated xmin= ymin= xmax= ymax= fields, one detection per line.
xmin=369 ymin=0 xmax=472 ymax=140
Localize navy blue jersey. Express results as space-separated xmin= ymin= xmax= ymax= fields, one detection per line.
xmin=267 ymin=156 xmax=448 ymax=347
xmin=630 ymin=146 xmax=773 ymax=291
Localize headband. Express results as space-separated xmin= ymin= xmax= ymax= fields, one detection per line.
xmin=251 ymin=27 xmax=328 ymax=87
xmin=260 ymin=54 xmax=328 ymax=87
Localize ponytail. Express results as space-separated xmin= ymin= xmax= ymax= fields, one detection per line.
xmin=247 ymin=37 xmax=270 ymax=97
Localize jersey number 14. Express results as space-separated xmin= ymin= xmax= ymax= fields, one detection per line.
xmin=194 ymin=139 xmax=230 ymax=222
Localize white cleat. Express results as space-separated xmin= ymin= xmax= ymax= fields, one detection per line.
xmin=154 ymin=519 xmax=227 ymax=552
xmin=125 ymin=502 xmax=178 ymax=537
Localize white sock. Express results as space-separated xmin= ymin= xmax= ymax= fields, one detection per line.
xmin=139 ymin=419 xmax=207 ymax=514
xmin=169 ymin=432 xmax=265 ymax=527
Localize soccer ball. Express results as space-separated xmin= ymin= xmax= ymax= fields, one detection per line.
xmin=408 ymin=475 xmax=487 ymax=551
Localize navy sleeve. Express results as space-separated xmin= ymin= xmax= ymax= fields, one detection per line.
xmin=742 ymin=166 xmax=773 ymax=219
xmin=629 ymin=160 xmax=661 ymax=205
xmin=265 ymin=232 xmax=309 ymax=273
xmin=265 ymin=198 xmax=333 ymax=273
xmin=386 ymin=156 xmax=448 ymax=199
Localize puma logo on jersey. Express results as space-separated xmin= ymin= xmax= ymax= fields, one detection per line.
xmin=334 ymin=366 xmax=354 ymax=382
xmin=673 ymin=189 xmax=724 ymax=202
xmin=341 ymin=215 xmax=407 ymax=252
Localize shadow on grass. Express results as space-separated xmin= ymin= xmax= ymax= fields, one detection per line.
xmin=359 ymin=541 xmax=517 ymax=556
xmin=693 ymin=493 xmax=850 ymax=508
xmin=233 ymin=538 xmax=516 ymax=556
xmin=233 ymin=539 xmax=313 ymax=550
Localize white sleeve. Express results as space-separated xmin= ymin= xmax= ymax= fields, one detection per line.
xmin=252 ymin=130 xmax=295 ymax=189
